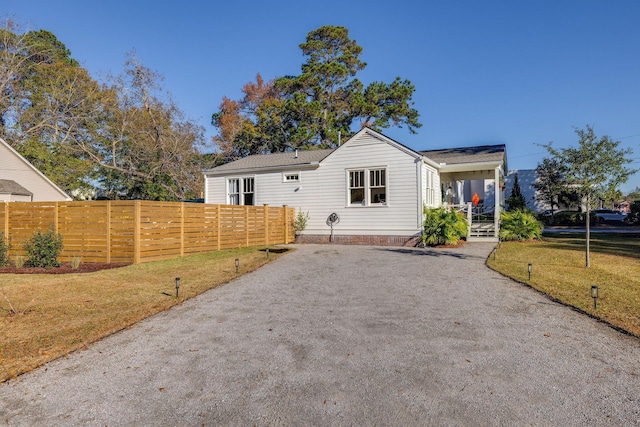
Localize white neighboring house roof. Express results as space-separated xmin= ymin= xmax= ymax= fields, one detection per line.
xmin=0 ymin=137 xmax=72 ymax=201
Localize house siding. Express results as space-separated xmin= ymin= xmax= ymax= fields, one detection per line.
xmin=204 ymin=131 xmax=424 ymax=240
xmin=0 ymin=140 xmax=70 ymax=202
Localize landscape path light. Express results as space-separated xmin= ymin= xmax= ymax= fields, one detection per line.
xmin=591 ymin=285 xmax=598 ymax=309
xmin=175 ymin=277 xmax=180 ymax=298
xmin=235 ymin=258 xmax=239 ymax=273
xmin=528 ymin=263 xmax=532 ymax=281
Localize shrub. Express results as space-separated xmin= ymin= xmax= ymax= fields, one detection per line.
xmin=421 ymin=207 xmax=468 ymax=246
xmin=0 ymin=232 xmax=10 ymax=267
xmin=294 ymin=210 xmax=309 ymax=234
xmin=500 ymin=210 xmax=543 ymax=241
xmin=24 ymin=226 xmax=64 ymax=269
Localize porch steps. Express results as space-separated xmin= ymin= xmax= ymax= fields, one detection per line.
xmin=468 ymin=223 xmax=498 ymax=242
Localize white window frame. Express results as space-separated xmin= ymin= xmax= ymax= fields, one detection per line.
xmin=346 ymin=167 xmax=388 ymax=207
xmin=282 ymin=172 xmax=300 ymax=183
xmin=227 ymin=176 xmax=255 ymax=205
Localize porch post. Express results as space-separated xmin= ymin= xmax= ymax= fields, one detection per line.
xmin=494 ymin=167 xmax=500 ymax=239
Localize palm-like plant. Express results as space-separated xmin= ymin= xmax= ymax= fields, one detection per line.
xmin=421 ymin=207 xmax=468 ymax=246
xmin=499 ymin=210 xmax=543 ymax=241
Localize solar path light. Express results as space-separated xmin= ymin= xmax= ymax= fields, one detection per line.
xmin=175 ymin=277 xmax=180 ymax=298
xmin=591 ymin=285 xmax=598 ymax=310
xmin=235 ymin=258 xmax=239 ymax=273
xmin=528 ymin=263 xmax=532 ymax=281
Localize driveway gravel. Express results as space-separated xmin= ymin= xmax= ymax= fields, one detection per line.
xmin=1 ymin=243 xmax=638 ymax=426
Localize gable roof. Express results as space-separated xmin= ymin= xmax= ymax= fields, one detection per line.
xmin=419 ymin=144 xmax=506 ymax=165
xmin=203 ymin=129 xmax=507 ymax=176
xmin=0 ymin=179 xmax=33 ymax=196
xmin=204 ymin=149 xmax=335 ymax=175
xmin=0 ymin=137 xmax=71 ymax=200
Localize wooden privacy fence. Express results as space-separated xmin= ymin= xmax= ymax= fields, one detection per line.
xmin=0 ymin=201 xmax=295 ymax=264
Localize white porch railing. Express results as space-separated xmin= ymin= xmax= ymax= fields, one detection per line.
xmin=445 ymin=203 xmax=498 ymax=241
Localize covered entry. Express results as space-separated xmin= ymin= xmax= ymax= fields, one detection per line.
xmin=421 ymin=145 xmax=507 ymax=242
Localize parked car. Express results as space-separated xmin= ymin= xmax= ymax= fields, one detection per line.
xmin=592 ymin=209 xmax=627 ymax=223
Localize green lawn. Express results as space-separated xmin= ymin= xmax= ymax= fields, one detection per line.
xmin=0 ymin=246 xmax=289 ymax=383
xmin=486 ymin=233 xmax=640 ymax=337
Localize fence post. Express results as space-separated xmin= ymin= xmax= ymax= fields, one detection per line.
xmin=106 ymin=201 xmax=111 ymax=264
xmin=264 ymin=204 xmax=269 ymax=246
xmin=283 ymin=205 xmax=288 ymax=244
xmin=54 ymin=201 xmax=59 ymax=233
xmin=216 ymin=204 xmax=221 ymax=251
xmin=134 ymin=200 xmax=141 ymax=264
xmin=180 ymin=202 xmax=185 ymax=257
xmin=245 ymin=205 xmax=250 ymax=247
xmin=2 ymin=202 xmax=8 ymax=239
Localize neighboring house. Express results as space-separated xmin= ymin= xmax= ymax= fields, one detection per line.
xmin=203 ymin=128 xmax=507 ymax=244
xmin=0 ymin=137 xmax=71 ymax=202
xmin=504 ymin=169 xmax=541 ymax=211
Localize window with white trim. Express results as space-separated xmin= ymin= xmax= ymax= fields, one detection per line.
xmin=228 ymin=177 xmax=254 ymax=205
xmin=370 ymin=169 xmax=386 ymax=204
xmin=349 ymin=170 xmax=365 ymax=205
xmin=347 ymin=168 xmax=387 ymax=206
xmin=283 ymin=172 xmax=300 ymax=182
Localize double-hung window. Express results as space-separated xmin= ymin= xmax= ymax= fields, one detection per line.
xmin=349 ymin=170 xmax=365 ymax=205
xmin=347 ymin=167 xmax=387 ymax=206
xmin=228 ymin=177 xmax=255 ymax=205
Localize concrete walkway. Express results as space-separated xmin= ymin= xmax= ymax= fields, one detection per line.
xmin=1 ymin=244 xmax=638 ymax=426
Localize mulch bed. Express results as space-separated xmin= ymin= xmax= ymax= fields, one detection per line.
xmin=0 ymin=262 xmax=130 ymax=274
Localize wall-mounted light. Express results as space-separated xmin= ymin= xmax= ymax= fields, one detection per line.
xmin=175 ymin=277 xmax=180 ymax=298
xmin=591 ymin=285 xmax=598 ymax=309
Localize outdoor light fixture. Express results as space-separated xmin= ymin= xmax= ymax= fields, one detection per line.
xmin=266 ymin=248 xmax=270 ymax=258
xmin=493 ymin=248 xmax=497 ymax=260
xmin=528 ymin=263 xmax=532 ymax=281
xmin=175 ymin=277 xmax=180 ymax=298
xmin=591 ymin=285 xmax=599 ymax=309
xmin=235 ymin=258 xmax=239 ymax=273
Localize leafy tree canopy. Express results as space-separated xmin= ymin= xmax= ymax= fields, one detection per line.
xmin=0 ymin=20 xmax=209 ymax=201
xmin=542 ymin=125 xmax=637 ymax=267
xmin=212 ymin=25 xmax=421 ymax=162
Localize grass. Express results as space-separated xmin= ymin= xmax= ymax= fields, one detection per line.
xmin=487 ymin=233 xmax=640 ymax=337
xmin=0 ymin=246 xmax=290 ymax=383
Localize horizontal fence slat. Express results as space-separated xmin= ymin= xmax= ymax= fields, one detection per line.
xmin=0 ymin=201 xmax=295 ymax=265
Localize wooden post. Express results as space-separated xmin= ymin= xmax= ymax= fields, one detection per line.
xmin=106 ymin=201 xmax=111 ymax=264
xmin=216 ymin=204 xmax=221 ymax=251
xmin=264 ymin=204 xmax=269 ymax=246
xmin=134 ymin=200 xmax=141 ymax=264
xmin=283 ymin=205 xmax=288 ymax=244
xmin=245 ymin=205 xmax=250 ymax=247
xmin=54 ymin=201 xmax=59 ymax=233
xmin=2 ymin=202 xmax=8 ymax=239
xmin=180 ymin=202 xmax=185 ymax=257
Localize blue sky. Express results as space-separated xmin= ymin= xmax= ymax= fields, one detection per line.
xmin=5 ymin=0 xmax=640 ymax=192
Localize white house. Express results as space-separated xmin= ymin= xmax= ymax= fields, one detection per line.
xmin=0 ymin=137 xmax=71 ymax=202
xmin=203 ymin=128 xmax=507 ymax=245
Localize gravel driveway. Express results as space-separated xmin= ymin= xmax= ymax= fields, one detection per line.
xmin=1 ymin=244 xmax=638 ymax=426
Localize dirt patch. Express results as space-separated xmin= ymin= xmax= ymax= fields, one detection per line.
xmin=0 ymin=262 xmax=130 ymax=274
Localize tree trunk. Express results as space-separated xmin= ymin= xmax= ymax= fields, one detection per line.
xmin=585 ymin=196 xmax=591 ymax=268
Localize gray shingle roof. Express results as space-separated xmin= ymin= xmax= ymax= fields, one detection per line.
xmin=205 ymin=149 xmax=335 ymax=173
xmin=0 ymin=179 xmax=32 ymax=196
xmin=419 ymin=145 xmax=506 ymax=165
